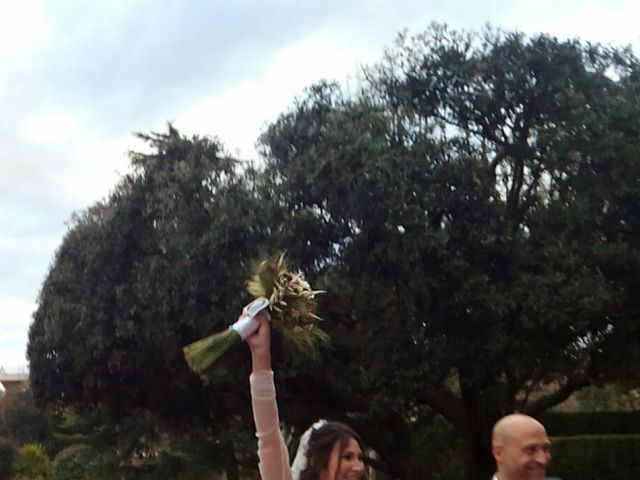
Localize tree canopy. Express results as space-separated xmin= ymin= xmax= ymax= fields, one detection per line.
xmin=28 ymin=25 xmax=640 ymax=480
xmin=28 ymin=127 xmax=268 ymax=479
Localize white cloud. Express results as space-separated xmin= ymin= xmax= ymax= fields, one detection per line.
xmin=0 ymin=0 xmax=50 ymax=61
xmin=503 ymin=0 xmax=639 ymax=51
xmin=23 ymin=108 xmax=84 ymax=144
xmin=175 ymin=83 xmax=264 ymax=159
xmin=0 ymin=299 xmax=36 ymax=327
xmin=175 ymin=29 xmax=375 ymax=159
xmin=0 ymin=131 xmax=135 ymax=212
xmin=0 ymin=231 xmax=59 ymax=254
xmin=69 ymin=134 xmax=137 ymax=205
xmin=0 ymin=298 xmax=35 ymax=368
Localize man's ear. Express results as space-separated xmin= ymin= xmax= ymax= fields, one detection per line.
xmin=492 ymin=444 xmax=503 ymax=463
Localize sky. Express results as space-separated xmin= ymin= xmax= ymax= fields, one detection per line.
xmin=1 ymin=0 xmax=639 ymax=372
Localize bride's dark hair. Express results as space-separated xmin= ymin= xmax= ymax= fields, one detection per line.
xmin=299 ymin=421 xmax=364 ymax=480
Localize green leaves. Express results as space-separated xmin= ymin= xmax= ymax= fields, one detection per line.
xmin=12 ymin=444 xmax=52 ymax=480
xmin=257 ymin=24 xmax=640 ymax=478
xmin=28 ymin=125 xmax=264 ymax=422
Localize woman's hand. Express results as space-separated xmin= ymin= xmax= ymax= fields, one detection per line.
xmin=246 ymin=310 xmax=272 ymax=372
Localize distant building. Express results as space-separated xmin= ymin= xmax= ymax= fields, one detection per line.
xmin=0 ymin=366 xmax=30 ymax=398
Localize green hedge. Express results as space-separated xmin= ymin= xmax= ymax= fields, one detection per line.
xmin=540 ymin=411 xmax=640 ymax=436
xmin=0 ymin=438 xmax=16 ymax=480
xmin=52 ymin=444 xmax=93 ymax=480
xmin=547 ymin=434 xmax=640 ymax=480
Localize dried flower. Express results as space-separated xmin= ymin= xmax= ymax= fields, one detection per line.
xmin=183 ymin=253 xmax=328 ymax=380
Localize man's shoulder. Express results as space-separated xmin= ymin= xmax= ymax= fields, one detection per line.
xmin=491 ymin=476 xmax=561 ymax=480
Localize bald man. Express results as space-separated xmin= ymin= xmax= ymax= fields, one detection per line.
xmin=491 ymin=414 xmax=552 ymax=480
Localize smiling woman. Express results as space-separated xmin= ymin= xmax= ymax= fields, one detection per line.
xmin=295 ymin=422 xmax=365 ymax=480
xmin=247 ymin=312 xmax=366 ymax=480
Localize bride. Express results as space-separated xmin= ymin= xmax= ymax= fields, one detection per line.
xmin=246 ymin=310 xmax=366 ymax=480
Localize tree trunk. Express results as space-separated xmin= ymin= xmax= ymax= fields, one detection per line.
xmin=221 ymin=440 xmax=239 ymax=480
xmin=461 ymin=433 xmax=495 ymax=480
xmin=458 ymin=381 xmax=496 ymax=480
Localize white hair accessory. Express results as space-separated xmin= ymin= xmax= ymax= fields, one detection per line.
xmin=291 ymin=419 xmax=327 ymax=480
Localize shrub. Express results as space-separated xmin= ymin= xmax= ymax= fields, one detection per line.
xmin=547 ymin=434 xmax=640 ymax=480
xmin=0 ymin=438 xmax=16 ymax=479
xmin=410 ymin=416 xmax=464 ymax=480
xmin=11 ymin=443 xmax=52 ymax=480
xmin=540 ymin=411 xmax=640 ymax=436
xmin=52 ymin=444 xmax=93 ymax=480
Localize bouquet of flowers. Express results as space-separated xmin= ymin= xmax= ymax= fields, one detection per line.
xmin=183 ymin=254 xmax=329 ymax=379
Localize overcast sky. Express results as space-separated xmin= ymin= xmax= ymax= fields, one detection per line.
xmin=1 ymin=0 xmax=639 ymax=372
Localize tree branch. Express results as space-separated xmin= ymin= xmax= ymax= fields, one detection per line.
xmin=414 ymin=385 xmax=466 ymax=431
xmin=522 ymin=373 xmax=590 ymax=416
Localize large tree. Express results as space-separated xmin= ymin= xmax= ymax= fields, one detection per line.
xmin=28 ymin=126 xmax=271 ymax=479
xmin=255 ymin=26 xmax=640 ymax=479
